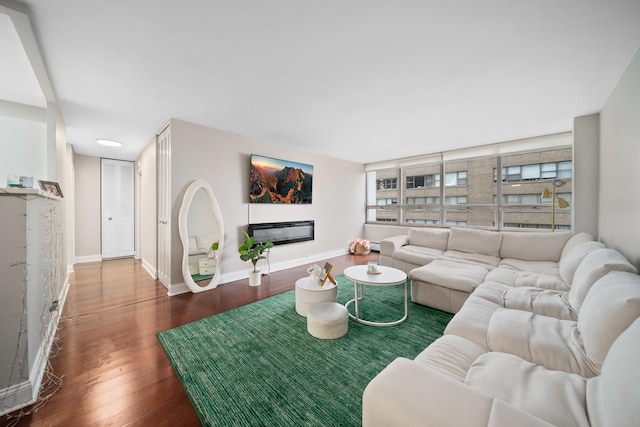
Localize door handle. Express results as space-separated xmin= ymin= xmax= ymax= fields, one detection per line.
xmin=107 ymin=217 xmax=113 ymax=220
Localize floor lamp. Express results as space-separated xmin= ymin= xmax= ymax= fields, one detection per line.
xmin=541 ymin=179 xmax=570 ymax=232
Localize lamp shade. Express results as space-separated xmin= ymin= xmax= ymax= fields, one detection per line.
xmin=541 ymin=188 xmax=551 ymax=199
xmin=557 ymin=197 xmax=570 ymax=208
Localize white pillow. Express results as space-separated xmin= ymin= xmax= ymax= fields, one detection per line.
xmin=447 ymin=227 xmax=502 ymax=257
xmin=408 ymin=228 xmax=449 ymax=251
xmin=568 ymin=248 xmax=638 ymax=312
xmin=560 ymin=232 xmax=594 ymax=260
xmin=586 ymin=318 xmax=640 ymax=427
xmin=500 ymin=231 xmax=571 ymax=262
xmin=559 ymin=241 xmax=606 ymax=285
xmin=578 ymin=271 xmax=640 ymax=367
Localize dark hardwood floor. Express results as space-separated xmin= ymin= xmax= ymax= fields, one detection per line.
xmin=4 ymin=252 xmax=378 ymax=427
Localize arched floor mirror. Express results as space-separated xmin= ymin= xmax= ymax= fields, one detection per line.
xmin=178 ymin=180 xmax=224 ymax=292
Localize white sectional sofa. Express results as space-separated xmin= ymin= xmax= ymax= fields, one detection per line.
xmin=380 ymin=227 xmax=599 ymax=313
xmin=364 ymin=227 xmax=640 ymax=426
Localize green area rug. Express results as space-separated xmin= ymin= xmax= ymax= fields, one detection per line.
xmin=157 ymin=274 xmax=452 ymax=426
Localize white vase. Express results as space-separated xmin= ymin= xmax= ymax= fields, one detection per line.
xmin=249 ymin=270 xmax=262 ymax=286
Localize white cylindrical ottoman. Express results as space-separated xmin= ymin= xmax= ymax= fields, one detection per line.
xmin=307 ymin=302 xmax=349 ymax=339
xmin=295 ymin=277 xmax=338 ymax=317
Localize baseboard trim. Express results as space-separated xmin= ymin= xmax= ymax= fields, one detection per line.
xmin=74 ymin=254 xmax=102 ymax=264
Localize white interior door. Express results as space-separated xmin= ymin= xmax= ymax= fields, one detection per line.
xmin=102 ymin=158 xmax=135 ymax=259
xmin=156 ymin=126 xmax=171 ymax=286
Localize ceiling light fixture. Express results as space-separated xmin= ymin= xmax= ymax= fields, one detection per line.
xmin=96 ymin=139 xmax=122 ymax=147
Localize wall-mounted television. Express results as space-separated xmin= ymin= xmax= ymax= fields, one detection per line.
xmin=250 ymin=154 xmax=313 ymax=204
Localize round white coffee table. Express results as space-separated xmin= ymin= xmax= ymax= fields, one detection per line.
xmin=343 ymin=265 xmax=408 ymax=327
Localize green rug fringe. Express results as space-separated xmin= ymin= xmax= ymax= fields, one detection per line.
xmin=157 ymin=274 xmax=452 ymax=427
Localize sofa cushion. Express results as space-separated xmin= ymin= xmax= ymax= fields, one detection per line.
xmin=586 ymin=318 xmax=640 ymax=427
xmin=442 ymin=250 xmax=501 ymax=268
xmin=447 ymin=227 xmax=502 ymax=257
xmin=407 ymin=227 xmax=449 ymax=251
xmin=473 ymin=282 xmax=575 ymax=320
xmin=560 ymin=232 xmax=594 ymax=260
xmin=392 ymin=245 xmax=444 ymax=266
xmin=484 ymin=268 xmax=569 ymax=291
xmin=410 ymin=259 xmax=490 ymax=293
xmin=577 ymin=271 xmax=640 ymax=367
xmin=496 ymin=259 xmax=560 ymax=276
xmin=465 ymin=352 xmax=588 ymax=427
xmin=414 ymin=335 xmax=488 ymax=382
xmin=568 ymin=248 xmax=638 ymax=312
xmin=558 ymin=241 xmax=606 ymax=285
xmin=499 ymin=231 xmax=571 ymax=262
xmin=443 ymin=294 xmax=500 ymax=347
xmin=487 ymin=309 xmax=599 ymax=377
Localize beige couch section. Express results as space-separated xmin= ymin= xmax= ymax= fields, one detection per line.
xmin=364 ymin=231 xmax=640 ymax=427
xmin=380 ymin=228 xmax=584 ymax=313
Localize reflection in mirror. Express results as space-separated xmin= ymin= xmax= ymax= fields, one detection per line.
xmin=178 ymin=180 xmax=224 ymax=292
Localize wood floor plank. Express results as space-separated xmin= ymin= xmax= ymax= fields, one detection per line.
xmin=4 ymin=252 xmax=378 ymax=426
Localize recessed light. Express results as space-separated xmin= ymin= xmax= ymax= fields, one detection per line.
xmin=96 ymin=139 xmax=122 ymax=147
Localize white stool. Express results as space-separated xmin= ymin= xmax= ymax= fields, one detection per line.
xmin=307 ymin=302 xmax=349 ymax=339
xmin=295 ymin=277 xmax=338 ymax=317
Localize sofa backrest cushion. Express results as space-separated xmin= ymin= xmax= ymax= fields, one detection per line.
xmin=559 ymin=241 xmax=606 ymax=285
xmin=500 ymin=231 xmax=571 ymax=262
xmin=560 ymin=232 xmax=594 ymax=260
xmin=578 ymin=271 xmax=640 ymax=367
xmin=408 ymin=227 xmax=449 ymax=251
xmin=447 ymin=227 xmax=502 ymax=257
xmin=569 ymin=248 xmax=638 ymax=311
xmin=586 ymin=317 xmax=640 ymax=427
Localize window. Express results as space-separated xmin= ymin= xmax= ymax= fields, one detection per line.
xmin=377 ymin=198 xmax=397 ymax=205
xmin=367 ymin=147 xmax=572 ymax=230
xmin=445 ymin=196 xmax=468 ymax=205
xmin=445 ymin=171 xmax=467 ymax=186
xmin=377 ymin=178 xmax=397 ymax=190
xmin=407 ymin=173 xmax=440 ymax=189
xmin=497 ymin=161 xmax=573 ymax=183
xmin=406 ymin=197 xmax=439 ymax=204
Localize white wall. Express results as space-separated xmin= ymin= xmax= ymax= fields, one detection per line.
xmin=573 ymin=114 xmax=599 ymax=237
xmin=137 ymin=137 xmax=157 ymax=276
xmin=599 ymin=47 xmax=640 ymax=269
xmin=73 ymin=155 xmax=101 ymax=261
xmin=166 ymin=119 xmax=365 ymax=289
xmin=0 ymin=115 xmax=46 ymax=187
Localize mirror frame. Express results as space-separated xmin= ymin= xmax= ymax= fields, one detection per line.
xmin=178 ymin=180 xmax=224 ymax=292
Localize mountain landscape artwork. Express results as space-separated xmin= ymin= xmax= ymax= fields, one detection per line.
xmin=250 ymin=154 xmax=313 ymax=204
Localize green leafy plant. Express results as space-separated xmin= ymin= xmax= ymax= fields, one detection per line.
xmin=238 ymin=232 xmax=274 ymax=272
xmin=211 ymin=241 xmax=219 ymax=251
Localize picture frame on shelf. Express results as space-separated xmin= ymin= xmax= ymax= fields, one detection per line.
xmin=38 ymin=180 xmax=64 ymax=198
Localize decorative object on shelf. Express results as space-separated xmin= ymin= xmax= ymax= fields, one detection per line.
xmin=541 ymin=179 xmax=570 ymax=232
xmin=38 ymin=180 xmax=63 ymax=197
xmin=349 ymin=238 xmax=371 ymax=255
xmin=239 ymin=231 xmax=274 ymax=286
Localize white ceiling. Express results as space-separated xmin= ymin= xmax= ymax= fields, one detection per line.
xmin=6 ymin=0 xmax=640 ymax=163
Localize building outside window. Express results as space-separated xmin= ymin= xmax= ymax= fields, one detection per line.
xmin=366 ymin=147 xmax=572 ymax=230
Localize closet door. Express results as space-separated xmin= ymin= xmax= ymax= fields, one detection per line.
xmin=156 ymin=125 xmax=171 ymax=286
xmin=101 ymin=158 xmax=135 ymax=258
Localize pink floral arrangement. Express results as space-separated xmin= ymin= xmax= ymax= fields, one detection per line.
xmin=349 ymin=239 xmax=371 ymax=255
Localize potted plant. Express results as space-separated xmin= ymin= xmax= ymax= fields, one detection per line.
xmin=238 ymin=232 xmax=274 ymax=286
xmin=207 ymin=241 xmax=219 ymax=259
